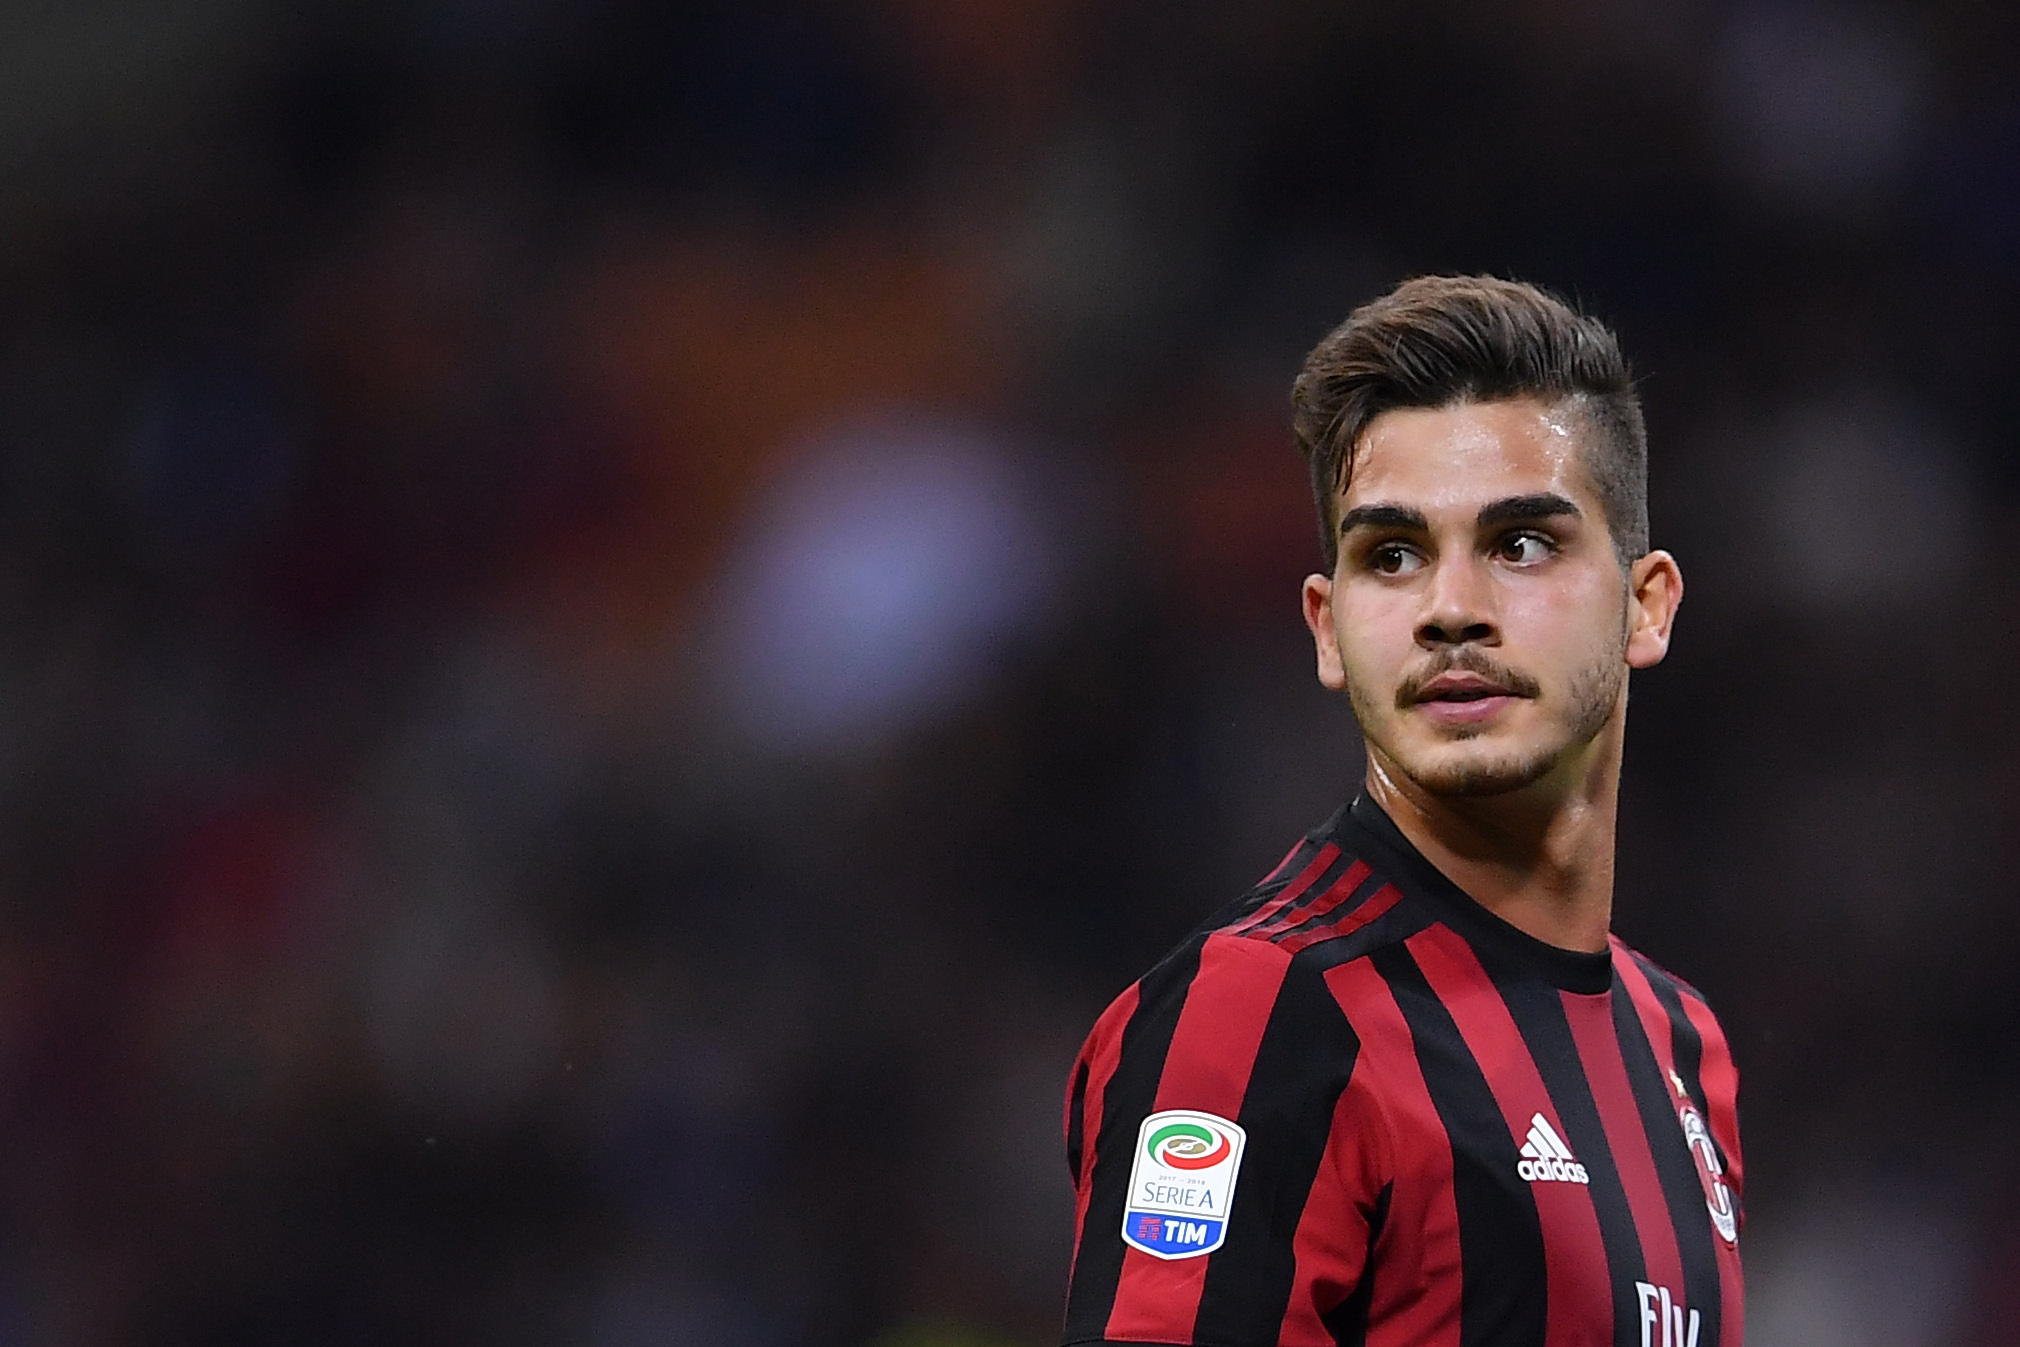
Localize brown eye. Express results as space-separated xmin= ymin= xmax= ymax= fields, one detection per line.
xmin=1498 ymin=532 xmax=1554 ymax=564
xmin=1368 ymin=542 xmax=1425 ymax=576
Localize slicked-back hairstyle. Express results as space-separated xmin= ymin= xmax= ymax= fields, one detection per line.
xmin=1291 ymin=275 xmax=1648 ymax=572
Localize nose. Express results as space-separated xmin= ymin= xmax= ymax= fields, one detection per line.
xmin=1415 ymin=556 xmax=1498 ymax=649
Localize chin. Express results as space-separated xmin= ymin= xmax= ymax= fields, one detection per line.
xmin=1401 ymin=744 xmax=1561 ymax=798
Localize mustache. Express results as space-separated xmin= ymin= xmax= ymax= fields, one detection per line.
xmin=1394 ymin=648 xmax=1543 ymax=710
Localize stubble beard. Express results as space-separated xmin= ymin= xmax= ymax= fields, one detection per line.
xmin=1348 ymin=646 xmax=1627 ymax=799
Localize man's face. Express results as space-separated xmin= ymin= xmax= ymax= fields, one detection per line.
xmin=1302 ymin=398 xmax=1671 ymax=798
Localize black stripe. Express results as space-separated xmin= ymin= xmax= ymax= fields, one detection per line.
xmin=1296 ymin=901 xmax=1435 ymax=971
xmin=1633 ymin=957 xmax=1703 ymax=1101
xmin=1193 ymin=955 xmax=1362 ymax=1346
xmin=1062 ymin=939 xmax=1206 ymax=1342
xmin=1487 ymin=969 xmax=1648 ymax=1347
xmin=1612 ymin=984 xmax=1723 ymax=1347
xmin=1632 ymin=957 xmax=1724 ymax=1172
xmin=1319 ymin=1180 xmax=1391 ymax=1347
xmin=1261 ymin=867 xmax=1388 ymax=944
xmin=1372 ymin=944 xmax=1547 ymax=1347
xmin=1066 ymin=1059 xmax=1090 ymax=1182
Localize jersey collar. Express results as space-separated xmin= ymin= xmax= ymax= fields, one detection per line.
xmin=1340 ymin=794 xmax=1615 ymax=995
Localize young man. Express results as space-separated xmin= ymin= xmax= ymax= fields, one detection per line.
xmin=1060 ymin=276 xmax=1741 ymax=1347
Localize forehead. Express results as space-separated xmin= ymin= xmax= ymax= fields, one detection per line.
xmin=1341 ymin=398 xmax=1597 ymax=515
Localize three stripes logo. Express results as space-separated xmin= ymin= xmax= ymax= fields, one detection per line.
xmin=1516 ymin=1112 xmax=1590 ymax=1185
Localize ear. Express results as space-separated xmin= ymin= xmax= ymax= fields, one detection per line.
xmin=1303 ymin=573 xmax=1349 ymax=690
xmin=1625 ymin=550 xmax=1683 ymax=670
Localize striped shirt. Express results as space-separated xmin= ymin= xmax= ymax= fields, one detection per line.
xmin=1062 ymin=795 xmax=1743 ymax=1347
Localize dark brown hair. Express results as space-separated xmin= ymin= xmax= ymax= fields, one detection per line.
xmin=1291 ymin=274 xmax=1647 ymax=571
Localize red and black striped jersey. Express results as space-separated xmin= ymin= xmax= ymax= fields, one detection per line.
xmin=1062 ymin=795 xmax=1743 ymax=1347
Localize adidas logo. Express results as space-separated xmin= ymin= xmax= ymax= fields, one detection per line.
xmin=1516 ymin=1113 xmax=1590 ymax=1185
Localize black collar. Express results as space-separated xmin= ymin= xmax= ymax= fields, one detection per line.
xmin=1337 ymin=794 xmax=1615 ymax=995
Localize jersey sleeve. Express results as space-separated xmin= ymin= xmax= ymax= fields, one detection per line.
xmin=1061 ymin=932 xmax=1382 ymax=1347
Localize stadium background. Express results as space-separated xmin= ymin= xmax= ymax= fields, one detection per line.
xmin=0 ymin=0 xmax=2011 ymax=1343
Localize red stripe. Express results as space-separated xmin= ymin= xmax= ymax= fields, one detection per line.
xmin=1611 ymin=944 xmax=1679 ymax=1091
xmin=1319 ymin=958 xmax=1462 ymax=1347
xmin=1679 ymin=994 xmax=1743 ymax=1197
xmin=1407 ymin=926 xmax=1611 ymax=1347
xmin=1104 ymin=935 xmax=1291 ymax=1344
xmin=1562 ymin=989 xmax=1686 ymax=1302
xmin=1066 ymin=983 xmax=1139 ymax=1281
xmin=1277 ymin=880 xmax=1403 ymax=954
xmin=1250 ymin=859 xmax=1370 ymax=942
xmin=1227 ymin=844 xmax=1341 ymax=937
xmin=1261 ymin=838 xmax=1316 ymax=886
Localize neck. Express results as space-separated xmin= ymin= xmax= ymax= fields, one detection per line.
xmin=1364 ymin=706 xmax=1626 ymax=955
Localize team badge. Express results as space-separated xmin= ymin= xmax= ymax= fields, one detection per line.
xmin=1121 ymin=1110 xmax=1247 ymax=1259
xmin=1678 ymin=1102 xmax=1739 ymax=1245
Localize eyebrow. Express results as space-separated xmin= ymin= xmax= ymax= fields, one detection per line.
xmin=1337 ymin=493 xmax=1583 ymax=537
xmin=1475 ymin=492 xmax=1582 ymax=529
xmin=1337 ymin=503 xmax=1428 ymax=536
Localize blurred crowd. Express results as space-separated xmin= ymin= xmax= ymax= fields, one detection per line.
xmin=0 ymin=0 xmax=2017 ymax=1343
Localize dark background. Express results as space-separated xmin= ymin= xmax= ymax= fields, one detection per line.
xmin=0 ymin=1 xmax=2012 ymax=1343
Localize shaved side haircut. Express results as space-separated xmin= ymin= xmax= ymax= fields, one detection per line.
xmin=1292 ymin=275 xmax=1648 ymax=571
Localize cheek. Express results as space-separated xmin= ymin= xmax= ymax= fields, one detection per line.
xmin=1330 ymin=590 xmax=1417 ymax=677
xmin=1500 ymin=576 xmax=1625 ymax=662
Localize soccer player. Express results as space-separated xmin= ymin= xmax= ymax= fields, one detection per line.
xmin=1061 ymin=276 xmax=1741 ymax=1347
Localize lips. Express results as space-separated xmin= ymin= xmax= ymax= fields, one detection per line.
xmin=1394 ymin=658 xmax=1542 ymax=724
xmin=1401 ymin=666 xmax=1536 ymax=727
xmin=1414 ymin=672 xmax=1521 ymax=704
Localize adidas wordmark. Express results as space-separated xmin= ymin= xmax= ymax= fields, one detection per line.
xmin=1516 ymin=1113 xmax=1590 ymax=1185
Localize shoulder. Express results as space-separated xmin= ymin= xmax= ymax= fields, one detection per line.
xmin=1077 ymin=838 xmax=1428 ymax=1070
xmin=1197 ymin=829 xmax=1423 ymax=959
xmin=1610 ymin=936 xmax=1746 ymax=1195
xmin=1612 ymin=938 xmax=1730 ymax=1034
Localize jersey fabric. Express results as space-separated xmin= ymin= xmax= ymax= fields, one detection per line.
xmin=1061 ymin=795 xmax=1743 ymax=1347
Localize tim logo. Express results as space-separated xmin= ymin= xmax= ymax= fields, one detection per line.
xmin=1636 ymin=1282 xmax=1700 ymax=1347
xmin=1132 ymin=1215 xmax=1216 ymax=1250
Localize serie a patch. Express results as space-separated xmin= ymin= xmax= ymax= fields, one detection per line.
xmin=1120 ymin=1109 xmax=1247 ymax=1259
